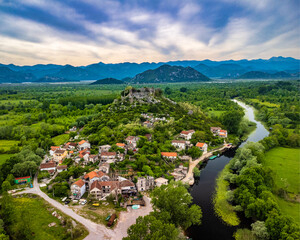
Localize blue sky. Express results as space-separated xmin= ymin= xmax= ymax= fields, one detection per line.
xmin=0 ymin=0 xmax=299 ymax=65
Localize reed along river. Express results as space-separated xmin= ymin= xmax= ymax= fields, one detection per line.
xmin=186 ymin=99 xmax=269 ymax=240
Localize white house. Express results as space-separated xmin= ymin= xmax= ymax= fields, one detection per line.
xmin=172 ymin=140 xmax=187 ymax=150
xmin=78 ymin=140 xmax=91 ymax=151
xmin=155 ymin=177 xmax=168 ymax=187
xmin=218 ymin=130 xmax=228 ymax=138
xmin=99 ymin=145 xmax=111 ymax=153
xmin=196 ymin=142 xmax=208 ymax=152
xmin=99 ymin=162 xmax=110 ymax=174
xmin=125 ymin=136 xmax=140 ymax=148
xmin=210 ymin=127 xmax=221 ymax=135
xmin=180 ymin=130 xmax=195 ymax=140
xmin=71 ymin=179 xmax=86 ymax=199
xmin=101 ymin=152 xmax=117 ymax=163
xmin=161 ymin=152 xmax=177 ymax=160
xmin=50 ymin=146 xmax=60 ymax=156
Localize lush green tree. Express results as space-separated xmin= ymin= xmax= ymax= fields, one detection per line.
xmin=124 ymin=215 xmax=180 ymax=240
xmin=251 ymin=221 xmax=269 ymax=240
xmin=193 ymin=167 xmax=201 ymax=177
xmin=151 ymin=181 xmax=202 ymax=229
xmin=220 ymin=110 xmax=243 ymax=134
xmin=187 ymin=146 xmax=202 ymax=159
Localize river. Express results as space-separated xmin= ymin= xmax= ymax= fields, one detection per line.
xmin=186 ymin=99 xmax=269 ymax=240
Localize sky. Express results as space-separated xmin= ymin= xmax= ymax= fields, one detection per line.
xmin=0 ymin=0 xmax=299 ymax=65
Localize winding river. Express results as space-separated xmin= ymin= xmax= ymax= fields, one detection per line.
xmin=186 ymin=99 xmax=269 ymax=240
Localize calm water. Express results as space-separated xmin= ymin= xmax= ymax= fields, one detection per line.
xmin=186 ymin=99 xmax=269 ymax=240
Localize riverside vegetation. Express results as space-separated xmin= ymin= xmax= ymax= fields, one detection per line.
xmin=0 ymin=80 xmax=298 ymax=239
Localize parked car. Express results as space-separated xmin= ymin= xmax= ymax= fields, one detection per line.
xmin=80 ymin=200 xmax=87 ymax=205
xmin=64 ymin=200 xmax=71 ymax=205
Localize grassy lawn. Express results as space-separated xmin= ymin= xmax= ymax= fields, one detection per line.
xmin=264 ymin=147 xmax=300 ymax=193
xmin=275 ymin=195 xmax=300 ymax=225
xmin=208 ymin=110 xmax=225 ymax=118
xmin=10 ymin=195 xmax=88 ymax=240
xmin=0 ymin=140 xmax=20 ymax=151
xmin=213 ymin=165 xmax=240 ymax=226
xmin=0 ymin=153 xmax=14 ymax=165
xmin=75 ymin=201 xmax=125 ymax=226
xmin=52 ymin=134 xmax=70 ymax=146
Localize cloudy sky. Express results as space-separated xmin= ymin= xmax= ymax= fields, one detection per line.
xmin=0 ymin=0 xmax=299 ymax=65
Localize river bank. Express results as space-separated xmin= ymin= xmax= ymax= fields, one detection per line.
xmin=186 ymin=99 xmax=269 ymax=240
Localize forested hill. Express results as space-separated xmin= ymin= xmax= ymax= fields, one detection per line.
xmin=91 ymin=78 xmax=124 ymax=85
xmin=82 ymin=87 xmax=221 ymax=146
xmin=128 ymin=65 xmax=211 ymax=84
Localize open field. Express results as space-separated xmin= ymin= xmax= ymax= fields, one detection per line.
xmin=264 ymin=147 xmax=300 ymax=193
xmin=10 ymin=195 xmax=88 ymax=240
xmin=52 ymin=134 xmax=70 ymax=146
xmin=0 ymin=153 xmax=13 ymax=165
xmin=0 ymin=140 xmax=20 ymax=151
xmin=249 ymin=98 xmax=280 ymax=108
xmin=275 ymin=195 xmax=300 ymax=225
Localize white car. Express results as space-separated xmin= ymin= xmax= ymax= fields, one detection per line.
xmin=80 ymin=200 xmax=87 ymax=205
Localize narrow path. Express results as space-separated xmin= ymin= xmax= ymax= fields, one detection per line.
xmin=182 ymin=144 xmax=232 ymax=185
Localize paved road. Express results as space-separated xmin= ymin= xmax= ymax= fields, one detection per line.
xmin=16 ymin=175 xmax=153 ymax=240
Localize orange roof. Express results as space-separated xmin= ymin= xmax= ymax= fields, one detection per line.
xmin=73 ymin=179 xmax=85 ymax=187
xmin=219 ymin=132 xmax=226 ymax=136
xmin=84 ymin=171 xmax=98 ymax=180
xmin=69 ymin=151 xmax=74 ymax=154
xmin=116 ymin=143 xmax=125 ymax=147
xmin=181 ymin=130 xmax=195 ymax=135
xmin=161 ymin=152 xmax=177 ymax=157
xmin=51 ymin=146 xmax=60 ymax=150
xmin=78 ymin=140 xmax=87 ymax=145
xmin=220 ymin=130 xmax=227 ymax=133
xmin=196 ymin=142 xmax=205 ymax=147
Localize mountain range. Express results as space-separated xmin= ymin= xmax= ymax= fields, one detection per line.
xmin=0 ymin=57 xmax=299 ymax=83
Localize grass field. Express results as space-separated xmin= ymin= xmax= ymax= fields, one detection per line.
xmin=11 ymin=196 xmax=88 ymax=240
xmin=249 ymin=99 xmax=280 ymax=108
xmin=264 ymin=147 xmax=300 ymax=225
xmin=264 ymin=147 xmax=300 ymax=193
xmin=0 ymin=153 xmax=13 ymax=165
xmin=275 ymin=195 xmax=300 ymax=225
xmin=52 ymin=134 xmax=70 ymax=146
xmin=208 ymin=110 xmax=225 ymax=118
xmin=0 ymin=140 xmax=20 ymax=151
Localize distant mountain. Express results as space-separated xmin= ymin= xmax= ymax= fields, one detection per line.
xmin=194 ymin=63 xmax=247 ymax=78
xmin=91 ymin=78 xmax=124 ymax=85
xmin=0 ymin=66 xmax=36 ymax=83
xmin=129 ymin=65 xmax=210 ymax=83
xmin=238 ymin=71 xmax=294 ymax=79
xmin=0 ymin=56 xmax=299 ymax=83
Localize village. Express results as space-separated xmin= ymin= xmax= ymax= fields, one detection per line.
xmin=15 ymin=120 xmax=227 ymax=227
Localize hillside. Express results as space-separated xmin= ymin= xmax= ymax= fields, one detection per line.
xmin=238 ymin=71 xmax=293 ymax=79
xmin=0 ymin=66 xmax=36 ymax=83
xmin=129 ymin=65 xmax=211 ymax=83
xmin=91 ymin=78 xmax=124 ymax=85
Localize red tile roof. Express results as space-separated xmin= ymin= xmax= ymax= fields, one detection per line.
xmin=57 ymin=165 xmax=67 ymax=169
xmin=73 ymin=179 xmax=85 ymax=188
xmin=40 ymin=162 xmax=56 ymax=169
xmin=78 ymin=140 xmax=87 ymax=145
xmin=161 ymin=152 xmax=177 ymax=157
xmin=196 ymin=142 xmax=205 ymax=148
xmin=116 ymin=143 xmax=125 ymax=147
xmin=172 ymin=140 xmax=186 ymax=144
xmin=181 ymin=130 xmax=195 ymax=135
xmin=101 ymin=152 xmax=116 ymax=156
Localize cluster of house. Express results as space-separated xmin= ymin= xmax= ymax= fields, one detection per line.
xmin=70 ymin=168 xmax=169 ymax=200
xmin=141 ymin=113 xmax=172 ymax=128
xmin=210 ymin=127 xmax=228 ymax=138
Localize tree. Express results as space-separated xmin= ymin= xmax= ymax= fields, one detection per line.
xmin=221 ymin=110 xmax=243 ymax=134
xmin=180 ymin=87 xmax=187 ymax=92
xmin=193 ymin=167 xmax=201 ymax=177
xmin=187 ymin=146 xmax=202 ymax=159
xmin=124 ymin=215 xmax=180 ymax=240
xmin=1 ymin=181 xmax=11 ymax=192
xmin=151 ymin=181 xmax=202 ymax=229
xmin=251 ymin=221 xmax=269 ymax=239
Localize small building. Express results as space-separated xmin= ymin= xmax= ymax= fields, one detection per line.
xmin=101 ymin=152 xmax=117 ymax=163
xmin=143 ymin=121 xmax=153 ymax=128
xmin=65 ymin=142 xmax=77 ymax=150
xmin=218 ymin=130 xmax=228 ymax=138
xmin=161 ymin=152 xmax=177 ymax=160
xmin=196 ymin=142 xmax=208 ymax=152
xmin=210 ymin=127 xmax=221 ymax=135
xmin=125 ymin=136 xmax=140 ymax=148
xmin=99 ymin=145 xmax=111 ymax=153
xmin=155 ymin=177 xmax=168 ymax=187
xmin=71 ymin=179 xmax=86 ymax=199
xmin=57 ymin=165 xmax=68 ymax=173
xmin=50 ymin=146 xmax=60 ymax=156
xmin=40 ymin=162 xmax=56 ymax=172
xmin=116 ymin=143 xmax=125 ymax=148
xmin=136 ymin=176 xmax=154 ymax=192
xmin=172 ymin=140 xmax=187 ymax=150
xmin=119 ymin=179 xmax=137 ymax=196
xmin=78 ymin=140 xmax=91 ymax=151
xmin=84 ymin=170 xmax=110 ymax=187
xmin=99 ymin=162 xmax=110 ymax=174
xmin=180 ymin=130 xmax=195 ymax=140
xmin=14 ymin=176 xmax=31 ymax=184
xmin=53 ymin=149 xmax=68 ymax=164
xmin=89 ymin=181 xmax=119 ymax=199
xmin=88 ymin=155 xmax=99 ymax=163
xmin=179 ymin=155 xmax=191 ymax=161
